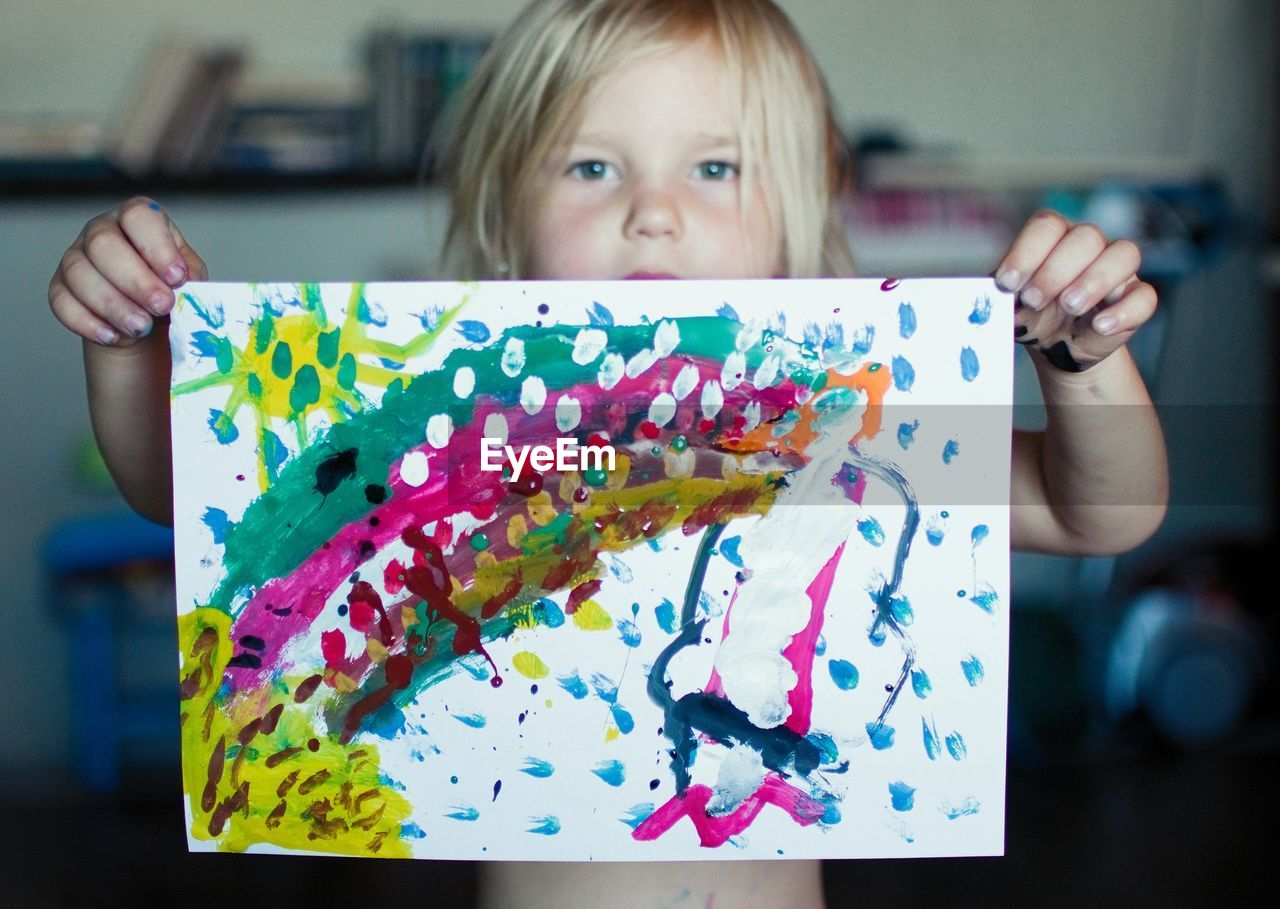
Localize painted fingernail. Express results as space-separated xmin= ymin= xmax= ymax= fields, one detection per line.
xmin=1093 ymin=314 xmax=1117 ymax=334
xmin=1020 ymin=286 xmax=1043 ymax=309
xmin=165 ymin=262 xmax=188 ymax=286
xmin=150 ymin=292 xmax=172 ymax=315
xmin=96 ymin=326 xmax=119 ymax=345
xmin=125 ymin=314 xmax=152 ymax=337
xmin=1061 ymin=288 xmax=1085 ymax=313
xmin=995 ymin=268 xmax=1022 ymax=291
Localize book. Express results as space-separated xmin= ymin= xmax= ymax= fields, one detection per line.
xmin=107 ymin=39 xmax=209 ymax=177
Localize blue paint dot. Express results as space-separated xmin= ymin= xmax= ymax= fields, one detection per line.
xmin=828 ymin=659 xmax=859 ymax=690
xmin=898 ymin=302 xmax=917 ymax=339
xmin=889 ymin=780 xmax=916 ymax=811
xmin=891 ymin=355 xmax=915 ymax=392
xmin=968 ymin=294 xmax=992 ymax=325
xmin=910 ymin=668 xmax=931 ymax=698
xmin=867 ymin=722 xmax=896 ymax=750
xmin=922 ymin=718 xmax=941 ymax=760
xmin=961 ymin=655 xmax=985 ymax=686
xmin=857 ymin=517 xmax=885 ymax=547
xmin=960 ymin=346 xmax=980 ymax=381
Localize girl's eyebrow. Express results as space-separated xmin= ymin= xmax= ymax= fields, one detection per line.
xmin=570 ymin=132 xmax=739 ymax=149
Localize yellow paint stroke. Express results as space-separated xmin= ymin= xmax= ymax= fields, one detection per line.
xmin=177 ymin=608 xmax=412 ymax=857
xmin=512 ymin=651 xmax=550 ymax=679
xmin=173 ymin=282 xmax=472 ymax=491
xmin=572 ymin=599 xmax=614 ymax=631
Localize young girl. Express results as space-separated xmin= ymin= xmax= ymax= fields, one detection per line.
xmin=48 ymin=0 xmax=1167 ymax=905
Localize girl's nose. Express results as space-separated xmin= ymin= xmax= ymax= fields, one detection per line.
xmin=624 ymin=185 xmax=683 ymax=241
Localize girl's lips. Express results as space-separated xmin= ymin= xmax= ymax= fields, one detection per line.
xmin=622 ymin=272 xmax=679 ymax=280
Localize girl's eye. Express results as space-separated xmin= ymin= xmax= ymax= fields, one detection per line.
xmin=694 ymin=160 xmax=739 ymax=180
xmin=568 ymin=160 xmax=618 ymax=180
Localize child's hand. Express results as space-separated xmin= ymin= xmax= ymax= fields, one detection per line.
xmin=994 ymin=210 xmax=1156 ymax=373
xmin=48 ymin=196 xmax=208 ymax=348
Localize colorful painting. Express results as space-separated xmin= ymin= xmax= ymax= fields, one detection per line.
xmin=169 ymin=278 xmax=1011 ymax=860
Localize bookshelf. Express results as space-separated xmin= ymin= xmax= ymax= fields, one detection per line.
xmin=0 ymin=30 xmax=491 ymax=200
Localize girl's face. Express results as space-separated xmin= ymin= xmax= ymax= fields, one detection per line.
xmin=526 ymin=36 xmax=781 ymax=281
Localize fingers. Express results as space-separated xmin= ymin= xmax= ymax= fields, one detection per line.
xmin=116 ymin=196 xmax=191 ymax=287
xmin=81 ymin=217 xmax=176 ymax=318
xmin=1085 ymin=279 xmax=1157 ymax=339
xmin=57 ymin=244 xmax=159 ymax=341
xmin=50 ymin=196 xmax=205 ymax=348
xmin=48 ymin=272 xmax=125 ymax=346
xmin=995 ymin=209 xmax=1071 ymax=303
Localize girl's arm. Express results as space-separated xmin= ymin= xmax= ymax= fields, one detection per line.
xmin=83 ymin=331 xmax=176 ymax=526
xmin=996 ymin=210 xmax=1169 ymax=556
xmin=1010 ymin=344 xmax=1168 ymax=555
xmin=49 ymin=196 xmax=208 ymax=527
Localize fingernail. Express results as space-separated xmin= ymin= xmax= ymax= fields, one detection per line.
xmin=995 ymin=268 xmax=1022 ymax=292
xmin=1020 ymin=286 xmax=1043 ymax=309
xmin=125 ymin=314 xmax=152 ymax=337
xmin=165 ymin=262 xmax=188 ymax=286
xmin=150 ymin=292 xmax=172 ymax=316
xmin=96 ymin=327 xmax=119 ymax=345
xmin=1094 ymin=314 xmax=1117 ymax=334
xmin=1061 ymin=288 xmax=1085 ymax=313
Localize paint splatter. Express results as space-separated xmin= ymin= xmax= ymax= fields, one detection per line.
xmin=971 ymin=524 xmax=989 ymax=550
xmin=968 ymin=294 xmax=992 ymax=325
xmin=925 ymin=511 xmax=946 ymax=545
xmin=897 ymin=420 xmax=919 ymax=450
xmin=456 ymin=320 xmax=490 ymax=343
xmin=922 ymin=717 xmax=941 ymax=760
xmin=867 ymin=722 xmax=896 ymax=750
xmin=961 ymin=655 xmax=985 ymax=686
xmin=945 ymin=732 xmax=967 ymax=760
xmin=527 ymin=816 xmax=561 ymax=835
xmin=610 ymin=704 xmax=635 ymax=734
xmin=203 ymin=507 xmax=231 ymax=543
xmin=513 ymin=651 xmax=550 ymax=679
xmin=520 ymin=758 xmax=555 ymax=778
xmin=446 ymin=805 xmax=479 ymax=821
xmin=655 ymin=598 xmax=678 ymax=634
xmin=452 ymin=712 xmax=486 ymax=728
xmin=557 ymin=672 xmax=589 ymax=699
xmin=889 ymin=781 xmax=916 ymax=812
xmin=592 ymin=760 xmax=626 ymax=787
xmin=968 ymin=583 xmax=998 ymax=615
xmin=572 ymin=600 xmax=614 ymax=631
xmin=942 ymin=797 xmax=981 ymax=819
xmin=942 ymin=439 xmax=960 ymax=464
xmin=960 ymin=346 xmax=980 ymax=382
xmin=910 ymin=668 xmax=931 ymax=698
xmin=891 ymin=355 xmax=915 ymax=392
xmin=719 ymin=535 xmax=743 ymax=567
xmin=828 ymin=659 xmax=859 ymax=690
xmin=617 ymin=619 xmax=642 ymax=648
xmin=857 ymin=517 xmax=885 ymax=547
xmin=898 ymin=302 xmax=917 ymax=339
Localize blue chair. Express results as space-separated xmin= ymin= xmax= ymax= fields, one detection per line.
xmin=44 ymin=511 xmax=176 ymax=791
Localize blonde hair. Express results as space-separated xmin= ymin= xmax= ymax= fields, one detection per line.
xmin=437 ymin=0 xmax=854 ymax=279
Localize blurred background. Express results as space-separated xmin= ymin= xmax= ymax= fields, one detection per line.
xmin=1 ymin=0 xmax=1276 ymax=904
